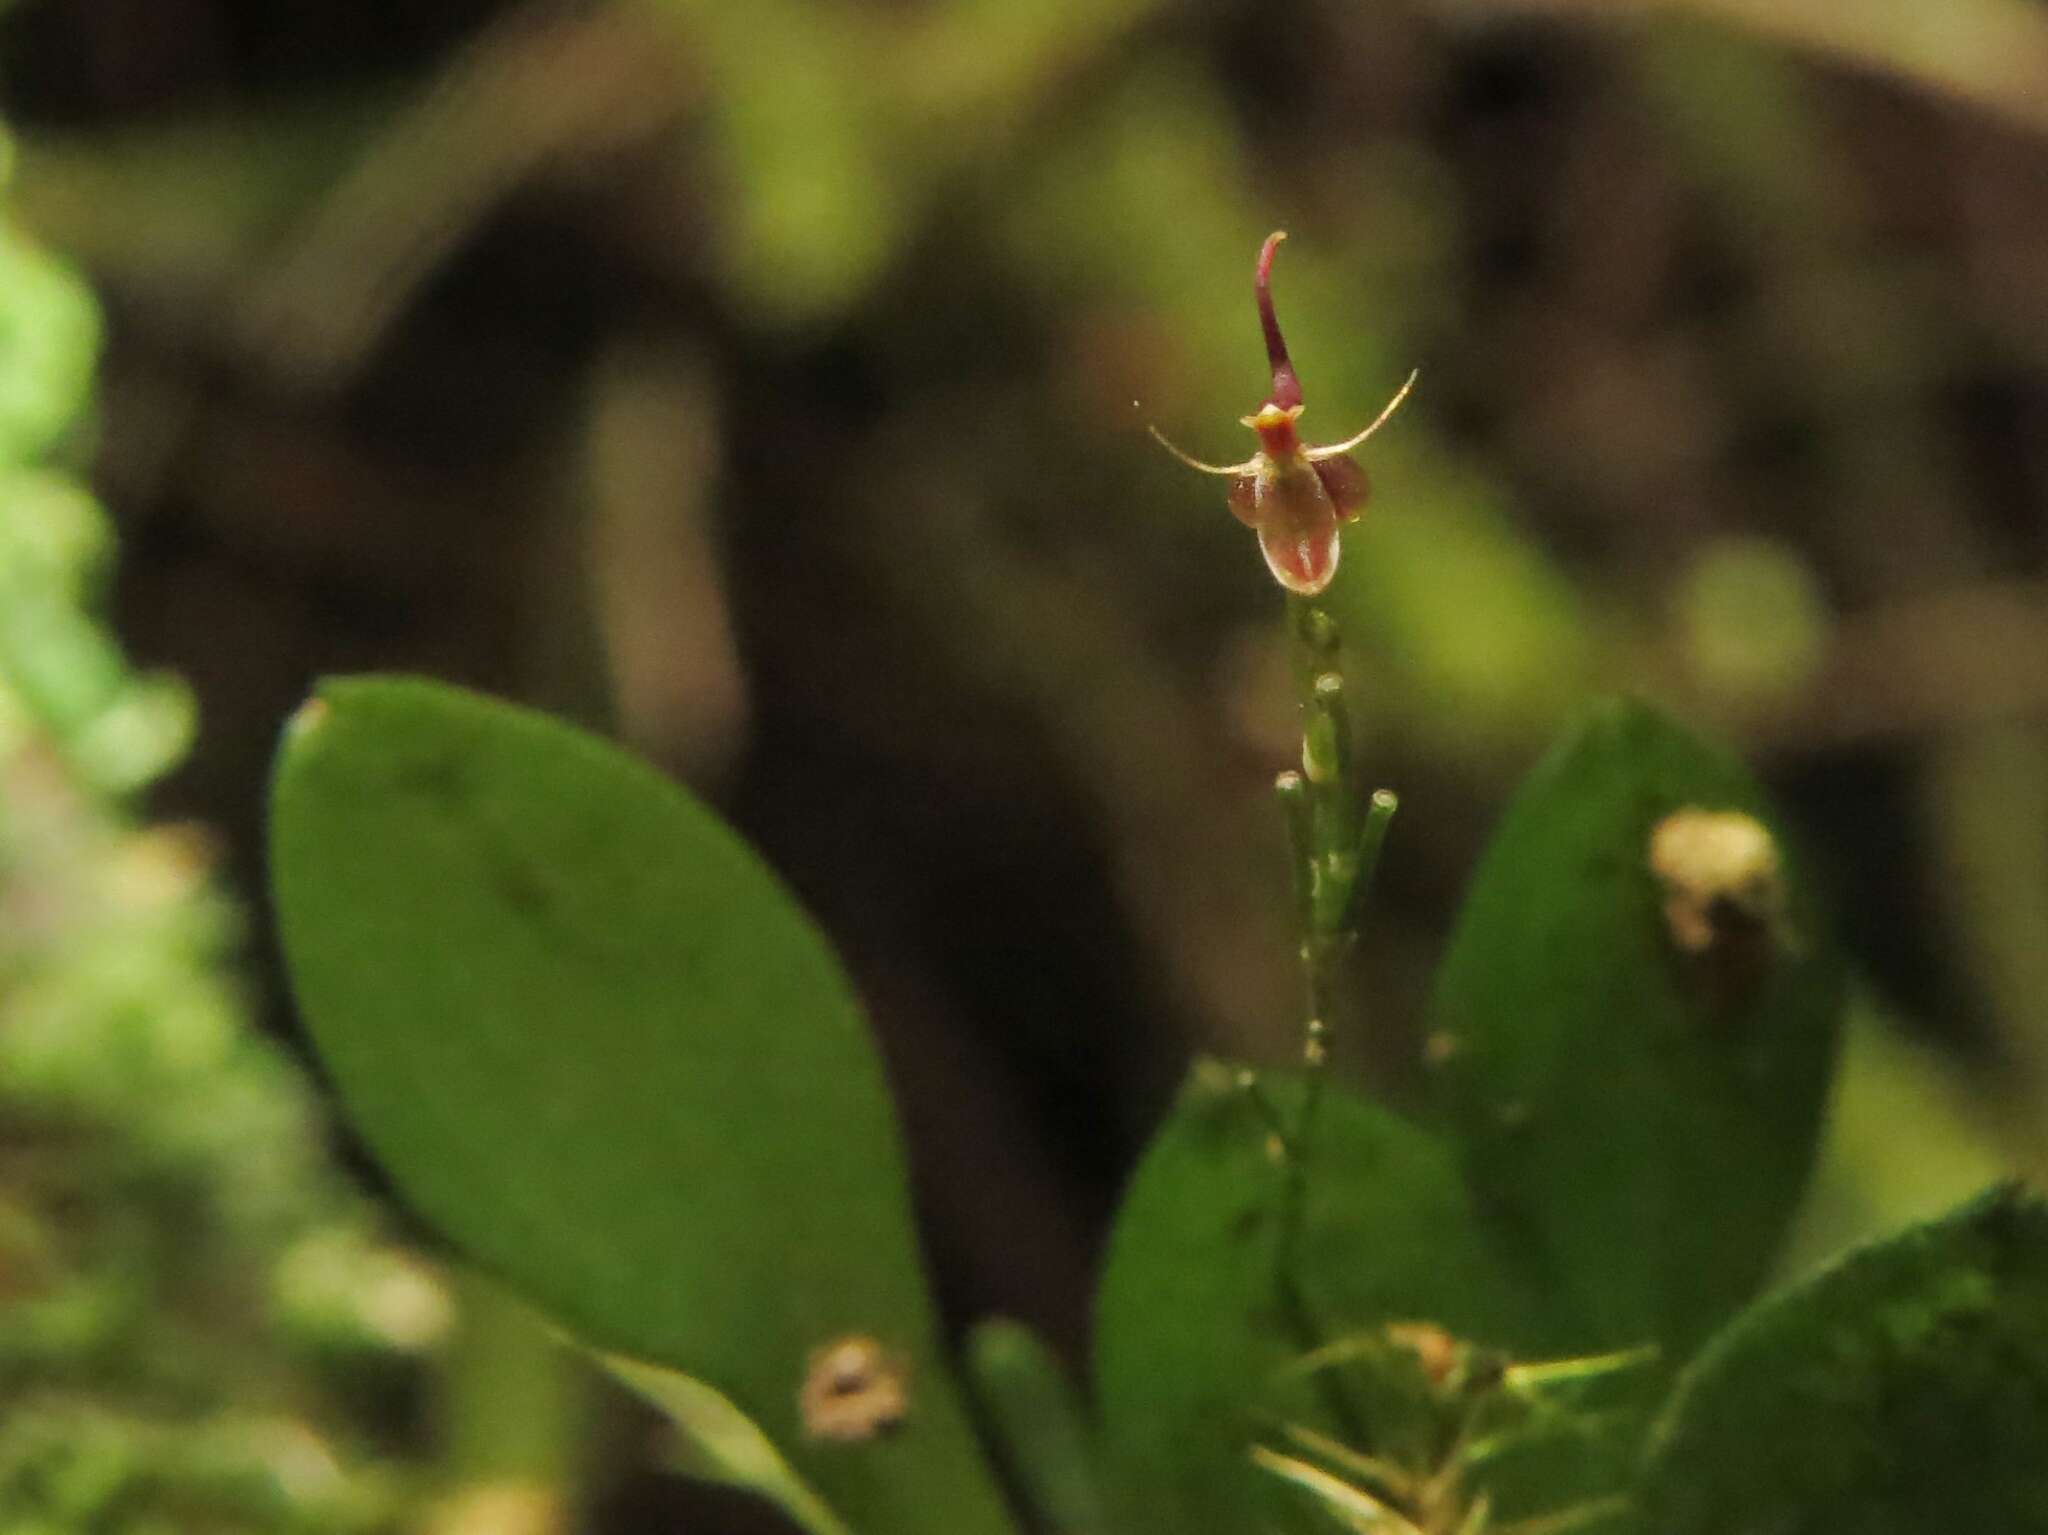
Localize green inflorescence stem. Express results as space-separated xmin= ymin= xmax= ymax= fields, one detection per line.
xmin=1273 ymin=594 xmax=1399 ymax=1359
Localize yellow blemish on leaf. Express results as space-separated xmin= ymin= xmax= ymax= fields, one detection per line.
xmin=800 ymin=1336 xmax=910 ymax=1443
xmin=1648 ymin=807 xmax=1785 ymax=955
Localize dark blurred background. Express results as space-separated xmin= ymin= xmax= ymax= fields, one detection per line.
xmin=4 ymin=0 xmax=2046 ymax=1526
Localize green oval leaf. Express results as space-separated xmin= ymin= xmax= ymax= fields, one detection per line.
xmin=1427 ymin=697 xmax=1845 ymax=1353
xmin=1640 ymin=1186 xmax=2048 ymax=1533
xmin=1093 ymin=1063 xmax=1546 ymax=1535
xmin=269 ymin=675 xmax=1014 ymax=1535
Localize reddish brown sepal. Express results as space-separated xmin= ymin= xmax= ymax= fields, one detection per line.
xmin=1256 ymin=232 xmax=1303 ymax=411
xmin=1311 ymin=455 xmax=1371 ymax=521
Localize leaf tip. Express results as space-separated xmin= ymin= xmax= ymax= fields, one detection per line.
xmin=285 ymin=693 xmax=332 ymax=745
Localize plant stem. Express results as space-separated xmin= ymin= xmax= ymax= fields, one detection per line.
xmin=1276 ymin=595 xmax=1387 ymax=1213
xmin=441 ymin=1273 xmax=583 ymax=1520
xmin=1271 ymin=595 xmax=1399 ymax=1422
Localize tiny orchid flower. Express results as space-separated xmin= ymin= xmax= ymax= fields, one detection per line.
xmin=1151 ymin=231 xmax=1417 ymax=596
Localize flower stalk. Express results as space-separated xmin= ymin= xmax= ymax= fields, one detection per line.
xmin=1275 ymin=590 xmax=1399 ymax=1310
xmin=1152 ymin=231 xmax=1412 ymax=1348
xmin=1152 ymin=236 xmax=1418 ymax=1465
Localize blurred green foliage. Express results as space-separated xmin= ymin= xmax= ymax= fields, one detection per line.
xmin=1 ymin=136 xmax=443 ymax=1534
